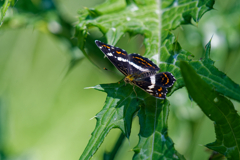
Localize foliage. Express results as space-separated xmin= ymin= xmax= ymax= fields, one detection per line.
xmin=181 ymin=58 xmax=240 ymax=160
xmin=1 ymin=0 xmax=240 ymax=159
xmin=0 ymin=0 xmax=13 ymax=26
xmin=0 ymin=0 xmax=82 ymax=71
xmin=76 ymin=0 xmax=240 ymax=159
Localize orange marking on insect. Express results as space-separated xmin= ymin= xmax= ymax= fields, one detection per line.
xmin=163 ymin=73 xmax=169 ymax=84
xmin=133 ymin=56 xmax=154 ymax=68
xmin=158 ymin=94 xmax=162 ymax=97
xmin=116 ymin=51 xmax=122 ymax=54
xmin=158 ymin=87 xmax=162 ymax=92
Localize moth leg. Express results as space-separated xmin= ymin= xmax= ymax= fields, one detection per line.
xmin=132 ymin=85 xmax=138 ymax=101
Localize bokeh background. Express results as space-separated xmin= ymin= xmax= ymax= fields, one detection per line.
xmin=0 ymin=0 xmax=240 ymax=160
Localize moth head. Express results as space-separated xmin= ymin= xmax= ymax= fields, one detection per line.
xmin=124 ymin=75 xmax=134 ymax=84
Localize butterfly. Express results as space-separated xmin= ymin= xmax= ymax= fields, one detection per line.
xmin=95 ymin=40 xmax=176 ymax=99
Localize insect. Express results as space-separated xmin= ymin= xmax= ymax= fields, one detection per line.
xmin=95 ymin=40 xmax=176 ymax=99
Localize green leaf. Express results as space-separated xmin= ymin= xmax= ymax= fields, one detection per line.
xmin=76 ymin=0 xmax=240 ymax=103
xmin=180 ymin=61 xmax=240 ymax=160
xmin=81 ymin=81 xmax=183 ymax=160
xmin=76 ymin=0 xmax=215 ymax=60
xmin=0 ymin=0 xmax=14 ymax=27
xmin=193 ymin=40 xmax=240 ymax=101
xmin=133 ymin=99 xmax=185 ymax=160
xmin=80 ymin=80 xmax=140 ymax=160
xmin=162 ymin=36 xmax=240 ymax=102
xmin=77 ymin=0 xmax=218 ymax=159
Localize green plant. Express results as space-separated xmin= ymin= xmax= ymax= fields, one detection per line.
xmin=76 ymin=0 xmax=240 ymax=159
xmin=1 ymin=0 xmax=240 ymax=159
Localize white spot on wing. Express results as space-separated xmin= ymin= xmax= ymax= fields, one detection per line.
xmin=148 ymin=76 xmax=156 ymax=89
xmin=129 ymin=61 xmax=149 ymax=72
xmin=107 ymin=53 xmax=113 ymax=56
xmin=146 ymin=89 xmax=153 ymax=92
xmin=117 ymin=57 xmax=128 ymax=62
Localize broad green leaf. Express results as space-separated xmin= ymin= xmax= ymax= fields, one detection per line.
xmin=164 ymin=38 xmax=240 ymax=101
xmin=133 ymin=99 xmax=185 ymax=160
xmin=82 ymin=81 xmax=183 ymax=160
xmin=192 ymin=40 xmax=240 ymax=102
xmin=75 ymin=0 xmax=215 ymax=60
xmin=77 ymin=0 xmax=216 ymax=159
xmin=80 ymin=80 xmax=140 ymax=160
xmin=74 ymin=0 xmax=240 ymax=102
xmin=180 ymin=61 xmax=240 ymax=160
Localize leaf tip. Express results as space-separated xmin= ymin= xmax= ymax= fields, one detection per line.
xmin=84 ymin=86 xmax=95 ymax=89
xmin=84 ymin=85 xmax=104 ymax=91
xmin=89 ymin=116 xmax=97 ymax=120
xmin=84 ymin=7 xmax=101 ymax=17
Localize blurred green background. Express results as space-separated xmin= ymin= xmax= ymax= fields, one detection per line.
xmin=0 ymin=0 xmax=240 ymax=160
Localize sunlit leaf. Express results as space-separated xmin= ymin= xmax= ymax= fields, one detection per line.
xmin=82 ymin=81 xmax=184 ymax=160
xmin=76 ymin=0 xmax=221 ymax=159
xmin=80 ymin=80 xmax=140 ymax=160
xmin=167 ymin=39 xmax=240 ymax=101
xmin=180 ymin=61 xmax=240 ymax=160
